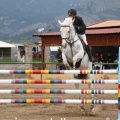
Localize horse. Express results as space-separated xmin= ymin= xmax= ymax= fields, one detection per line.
xmin=58 ymin=17 xmax=95 ymax=115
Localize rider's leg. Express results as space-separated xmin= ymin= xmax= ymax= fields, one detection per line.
xmin=77 ymin=34 xmax=88 ymax=45
xmin=86 ymin=45 xmax=93 ymax=62
xmin=77 ymin=34 xmax=93 ymax=62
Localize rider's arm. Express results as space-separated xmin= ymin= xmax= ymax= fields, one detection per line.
xmin=73 ymin=16 xmax=86 ymax=34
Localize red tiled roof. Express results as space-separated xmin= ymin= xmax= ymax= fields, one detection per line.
xmin=87 ymin=20 xmax=120 ymax=28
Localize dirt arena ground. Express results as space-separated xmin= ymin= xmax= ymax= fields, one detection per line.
xmin=0 ymin=74 xmax=118 ymax=120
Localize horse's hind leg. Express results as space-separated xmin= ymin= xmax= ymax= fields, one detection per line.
xmin=74 ymin=84 xmax=86 ymax=114
xmin=75 ymin=74 xmax=86 ymax=114
xmin=87 ymin=74 xmax=95 ymax=115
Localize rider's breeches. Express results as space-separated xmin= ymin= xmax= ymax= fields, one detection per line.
xmin=77 ymin=34 xmax=88 ymax=45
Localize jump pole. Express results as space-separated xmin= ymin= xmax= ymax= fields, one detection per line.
xmin=0 ymin=70 xmax=118 ymax=74
xmin=0 ymin=79 xmax=118 ymax=84
xmin=0 ymin=99 xmax=117 ymax=104
xmin=0 ymin=89 xmax=117 ymax=94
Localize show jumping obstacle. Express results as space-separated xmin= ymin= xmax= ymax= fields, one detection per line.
xmin=0 ymin=69 xmax=118 ymax=104
xmin=0 ymin=49 xmax=120 ymax=119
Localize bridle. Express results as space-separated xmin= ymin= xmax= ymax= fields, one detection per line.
xmin=61 ymin=25 xmax=79 ymax=45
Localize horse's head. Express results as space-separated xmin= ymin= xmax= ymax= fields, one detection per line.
xmin=58 ymin=17 xmax=76 ymax=47
xmin=58 ymin=17 xmax=75 ymax=40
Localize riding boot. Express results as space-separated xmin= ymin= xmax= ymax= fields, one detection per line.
xmin=86 ymin=45 xmax=94 ymax=62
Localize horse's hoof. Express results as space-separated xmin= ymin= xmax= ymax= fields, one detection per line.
xmin=80 ymin=108 xmax=86 ymax=115
xmin=90 ymin=107 xmax=96 ymax=116
xmin=80 ymin=106 xmax=85 ymax=115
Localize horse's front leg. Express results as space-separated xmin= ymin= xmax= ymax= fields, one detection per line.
xmin=72 ymin=50 xmax=84 ymax=69
xmin=72 ymin=50 xmax=85 ymax=114
xmin=62 ymin=53 xmax=70 ymax=69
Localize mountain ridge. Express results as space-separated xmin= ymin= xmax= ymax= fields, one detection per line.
xmin=0 ymin=0 xmax=120 ymax=42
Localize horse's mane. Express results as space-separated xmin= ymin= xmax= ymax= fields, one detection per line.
xmin=62 ymin=17 xmax=73 ymax=26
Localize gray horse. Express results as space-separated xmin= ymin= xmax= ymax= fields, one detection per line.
xmin=58 ymin=17 xmax=95 ymax=115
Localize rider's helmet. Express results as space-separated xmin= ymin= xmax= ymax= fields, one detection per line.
xmin=68 ymin=9 xmax=77 ymax=16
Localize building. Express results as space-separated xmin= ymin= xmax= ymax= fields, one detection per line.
xmin=86 ymin=20 xmax=120 ymax=55
xmin=0 ymin=41 xmax=15 ymax=62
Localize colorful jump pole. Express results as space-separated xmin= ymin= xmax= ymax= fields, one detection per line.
xmin=0 ymin=89 xmax=118 ymax=94
xmin=0 ymin=79 xmax=118 ymax=84
xmin=0 ymin=99 xmax=117 ymax=104
xmin=0 ymin=70 xmax=118 ymax=74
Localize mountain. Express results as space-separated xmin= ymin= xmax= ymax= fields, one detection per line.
xmin=0 ymin=0 xmax=120 ymax=43
xmin=76 ymin=0 xmax=120 ymax=24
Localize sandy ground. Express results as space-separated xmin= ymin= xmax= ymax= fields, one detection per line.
xmin=0 ymin=74 xmax=118 ymax=120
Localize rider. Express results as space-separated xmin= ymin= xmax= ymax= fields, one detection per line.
xmin=67 ymin=8 xmax=93 ymax=62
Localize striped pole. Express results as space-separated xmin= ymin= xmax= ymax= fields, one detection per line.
xmin=0 ymin=99 xmax=117 ymax=104
xmin=0 ymin=79 xmax=118 ymax=84
xmin=0 ymin=89 xmax=117 ymax=94
xmin=0 ymin=70 xmax=118 ymax=74
xmin=118 ymin=47 xmax=120 ymax=119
